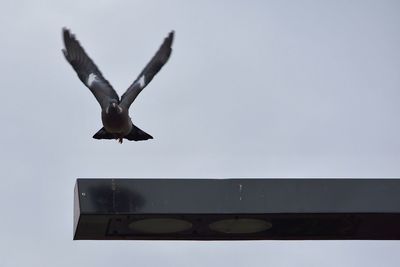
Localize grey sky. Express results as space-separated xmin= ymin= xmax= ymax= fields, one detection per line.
xmin=1 ymin=0 xmax=400 ymax=266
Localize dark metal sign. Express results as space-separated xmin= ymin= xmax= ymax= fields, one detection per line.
xmin=74 ymin=179 xmax=400 ymax=240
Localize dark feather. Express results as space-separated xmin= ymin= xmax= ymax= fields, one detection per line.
xmin=120 ymin=31 xmax=174 ymax=109
xmin=62 ymin=28 xmax=119 ymax=109
xmin=124 ymin=124 xmax=153 ymax=141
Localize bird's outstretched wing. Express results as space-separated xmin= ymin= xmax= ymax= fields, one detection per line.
xmin=120 ymin=31 xmax=174 ymax=109
xmin=62 ymin=28 xmax=119 ymax=109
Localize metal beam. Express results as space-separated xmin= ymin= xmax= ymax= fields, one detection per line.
xmin=74 ymin=179 xmax=400 ymax=240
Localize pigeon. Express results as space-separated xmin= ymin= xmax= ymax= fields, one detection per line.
xmin=62 ymin=28 xmax=174 ymax=143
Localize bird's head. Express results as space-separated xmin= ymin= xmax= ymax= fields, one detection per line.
xmin=106 ymin=100 xmax=123 ymax=114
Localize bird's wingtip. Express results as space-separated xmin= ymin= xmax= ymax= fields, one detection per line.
xmin=165 ymin=30 xmax=174 ymax=47
xmin=62 ymin=27 xmax=76 ymax=42
xmin=62 ymin=27 xmax=70 ymax=35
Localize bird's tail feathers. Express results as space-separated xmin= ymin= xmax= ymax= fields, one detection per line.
xmin=125 ymin=125 xmax=153 ymax=141
xmin=92 ymin=127 xmax=114 ymax=140
xmin=92 ymin=126 xmax=153 ymax=142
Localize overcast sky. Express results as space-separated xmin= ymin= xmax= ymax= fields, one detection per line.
xmin=1 ymin=0 xmax=400 ymax=266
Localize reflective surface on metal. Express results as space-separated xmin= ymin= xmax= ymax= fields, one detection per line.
xmin=129 ymin=218 xmax=193 ymax=234
xmin=209 ymin=218 xmax=272 ymax=234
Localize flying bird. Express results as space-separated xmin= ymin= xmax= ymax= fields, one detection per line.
xmin=62 ymin=28 xmax=174 ymax=143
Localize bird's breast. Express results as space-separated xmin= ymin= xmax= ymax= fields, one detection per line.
xmin=101 ymin=111 xmax=132 ymax=135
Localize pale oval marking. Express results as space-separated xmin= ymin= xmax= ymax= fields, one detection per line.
xmin=87 ymin=73 xmax=97 ymax=87
xmin=138 ymin=75 xmax=145 ymax=88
